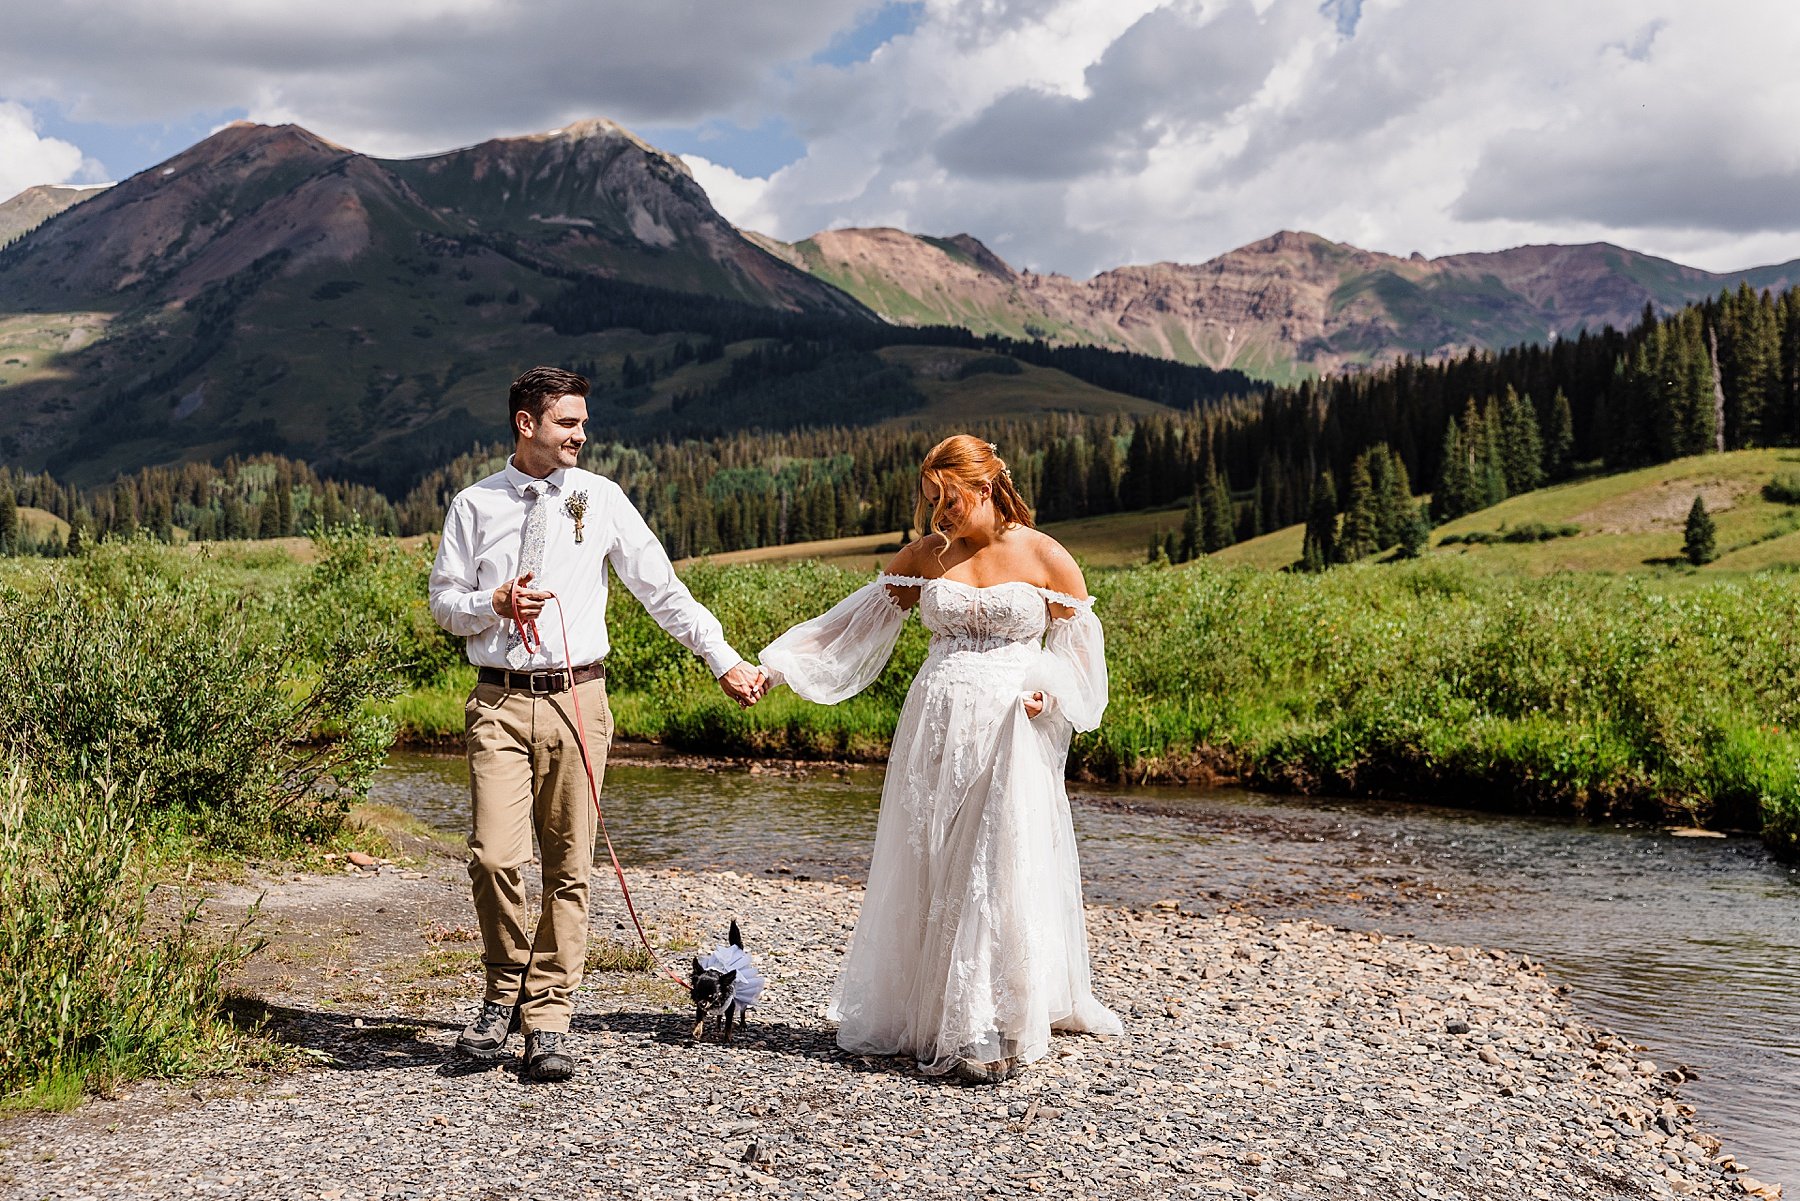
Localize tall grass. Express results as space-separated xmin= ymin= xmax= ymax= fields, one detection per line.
xmin=574 ymin=559 xmax=1800 ymax=856
xmin=0 ymin=770 xmax=260 ymax=1107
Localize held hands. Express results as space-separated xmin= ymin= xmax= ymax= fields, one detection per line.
xmin=494 ymin=572 xmax=554 ymax=623
xmin=718 ymin=662 xmax=770 ymax=709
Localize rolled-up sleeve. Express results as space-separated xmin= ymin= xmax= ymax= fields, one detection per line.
xmin=429 ymin=498 xmax=502 ymax=637
xmin=604 ymin=483 xmax=741 ymax=678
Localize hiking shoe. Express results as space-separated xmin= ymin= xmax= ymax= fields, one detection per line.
xmin=455 ymin=999 xmax=519 ymax=1061
xmin=524 ymin=1030 xmax=575 ymax=1082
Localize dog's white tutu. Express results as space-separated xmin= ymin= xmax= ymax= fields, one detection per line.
xmin=697 ymin=944 xmax=765 ymax=1008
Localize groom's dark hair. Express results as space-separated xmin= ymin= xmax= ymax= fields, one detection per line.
xmin=508 ymin=366 xmax=590 ymax=433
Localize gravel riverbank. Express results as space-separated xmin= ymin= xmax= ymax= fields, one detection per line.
xmin=0 ymin=858 xmax=1778 ymax=1201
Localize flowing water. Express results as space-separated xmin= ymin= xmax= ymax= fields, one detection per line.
xmin=373 ymin=750 xmax=1800 ymax=1184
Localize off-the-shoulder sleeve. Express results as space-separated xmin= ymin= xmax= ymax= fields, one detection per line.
xmin=1024 ymin=605 xmax=1108 ymax=733
xmin=758 ymin=582 xmax=909 ymax=704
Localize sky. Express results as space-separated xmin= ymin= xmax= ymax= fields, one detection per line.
xmin=3 ymin=0 xmax=1798 ymax=279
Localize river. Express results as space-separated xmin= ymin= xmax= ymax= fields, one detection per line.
xmin=372 ymin=749 xmax=1800 ymax=1185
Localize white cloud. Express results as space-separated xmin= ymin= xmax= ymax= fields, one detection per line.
xmin=733 ymin=0 xmax=1800 ymax=275
xmin=681 ymin=155 xmax=782 ymax=236
xmin=0 ymin=0 xmax=874 ymax=158
xmin=8 ymin=0 xmax=1800 ymax=274
xmin=0 ymin=101 xmax=101 ymax=199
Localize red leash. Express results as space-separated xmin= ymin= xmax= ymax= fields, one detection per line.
xmin=515 ymin=591 xmax=689 ymax=989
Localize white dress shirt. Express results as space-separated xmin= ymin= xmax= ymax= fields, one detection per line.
xmin=429 ymin=458 xmax=742 ymax=677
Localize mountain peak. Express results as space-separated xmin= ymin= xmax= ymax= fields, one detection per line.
xmin=1237 ymin=229 xmax=1359 ymax=259
xmin=478 ymin=117 xmax=695 ymax=180
xmin=177 ymin=121 xmax=352 ymax=163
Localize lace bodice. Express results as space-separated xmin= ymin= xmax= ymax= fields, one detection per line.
xmin=881 ymin=576 xmax=1081 ymax=653
xmin=759 ymin=573 xmax=1107 ymax=733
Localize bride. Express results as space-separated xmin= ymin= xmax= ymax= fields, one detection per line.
xmin=759 ymin=434 xmax=1123 ymax=1083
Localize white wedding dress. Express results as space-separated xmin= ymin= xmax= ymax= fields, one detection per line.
xmin=760 ymin=575 xmax=1124 ymax=1074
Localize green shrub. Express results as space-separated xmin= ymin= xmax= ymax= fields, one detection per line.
xmin=955 ymin=355 xmax=1025 ymax=380
xmin=0 ymin=540 xmax=403 ymax=849
xmin=1441 ymin=522 xmax=1579 ymax=546
xmin=1762 ymin=472 xmax=1800 ymax=505
xmin=294 ymin=525 xmax=464 ymax=687
xmin=0 ymin=768 xmax=259 ymax=1105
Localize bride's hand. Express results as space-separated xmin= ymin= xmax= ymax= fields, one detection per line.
xmin=1022 ymin=691 xmax=1045 ymax=719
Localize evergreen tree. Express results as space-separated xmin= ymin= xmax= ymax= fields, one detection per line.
xmin=1499 ymin=387 xmax=1544 ymax=494
xmin=1203 ymin=465 xmax=1234 ymax=552
xmin=1365 ymin=445 xmax=1395 ymax=545
xmin=1179 ymin=493 xmax=1202 ymax=563
xmin=1395 ymin=502 xmax=1432 ymax=560
xmin=1780 ymin=291 xmax=1800 ymax=444
xmin=1683 ymin=495 xmax=1717 ymax=566
xmin=1432 ymin=419 xmax=1473 ymax=522
xmin=111 ymin=479 xmax=138 ymax=541
xmin=1544 ymin=390 xmax=1576 ymax=480
xmin=1720 ymin=282 xmax=1780 ymax=449
xmin=1244 ymin=478 xmax=1264 ymax=540
xmin=1300 ymin=470 xmax=1337 ymax=572
xmin=1381 ymin=450 xmax=1416 ymax=549
xmin=0 ymin=488 xmax=15 ymax=554
xmin=1122 ymin=425 xmax=1153 ymax=510
xmin=1086 ymin=436 xmax=1121 ymax=513
xmin=257 ymin=490 xmax=281 ymax=539
xmin=1336 ymin=454 xmax=1379 ymax=562
xmin=1479 ymin=397 xmax=1509 ymax=509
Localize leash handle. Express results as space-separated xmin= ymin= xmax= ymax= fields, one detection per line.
xmin=509 ymin=577 xmax=544 ymax=656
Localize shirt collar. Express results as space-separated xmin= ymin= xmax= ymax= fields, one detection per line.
xmin=503 ymin=457 xmax=568 ymax=497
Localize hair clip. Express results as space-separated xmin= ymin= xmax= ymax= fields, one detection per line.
xmin=986 ymin=442 xmax=999 ymax=453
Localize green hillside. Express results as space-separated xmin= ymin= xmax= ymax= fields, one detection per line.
xmin=873 ymin=346 xmax=1167 ymax=427
xmin=1210 ymin=449 xmax=1800 ymax=574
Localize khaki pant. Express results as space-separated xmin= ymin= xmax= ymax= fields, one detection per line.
xmin=464 ymin=676 xmax=612 ymax=1033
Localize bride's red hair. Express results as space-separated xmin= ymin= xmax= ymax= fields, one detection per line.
xmin=914 ymin=434 xmax=1034 ymax=544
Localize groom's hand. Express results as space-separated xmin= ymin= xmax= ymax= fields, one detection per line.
xmin=718 ymin=661 xmax=767 ymax=708
xmin=494 ymin=572 xmax=552 ymax=622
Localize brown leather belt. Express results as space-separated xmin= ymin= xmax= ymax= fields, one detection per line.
xmin=477 ymin=662 xmax=606 ymax=695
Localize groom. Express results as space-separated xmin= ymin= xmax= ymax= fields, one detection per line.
xmin=427 ymin=365 xmax=766 ymax=1081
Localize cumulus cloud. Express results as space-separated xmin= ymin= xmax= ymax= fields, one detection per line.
xmin=9 ymin=0 xmax=1800 ymax=274
xmin=0 ymin=101 xmax=103 ymax=198
xmin=681 ymin=155 xmax=783 ymax=236
xmin=0 ymin=0 xmax=873 ymax=157
xmin=722 ymin=0 xmax=1800 ymax=275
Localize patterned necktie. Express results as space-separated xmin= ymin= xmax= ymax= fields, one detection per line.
xmin=505 ymin=480 xmax=549 ymax=668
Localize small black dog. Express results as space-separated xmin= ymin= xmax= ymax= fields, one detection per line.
xmin=690 ymin=920 xmax=762 ymax=1042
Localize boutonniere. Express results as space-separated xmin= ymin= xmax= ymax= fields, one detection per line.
xmin=562 ymin=490 xmax=589 ymax=543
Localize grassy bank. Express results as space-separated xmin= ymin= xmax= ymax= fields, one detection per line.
xmin=386 ymin=559 xmax=1800 ymax=858
xmin=0 ymin=535 xmax=412 ymax=1107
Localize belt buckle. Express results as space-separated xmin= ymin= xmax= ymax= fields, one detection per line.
xmin=528 ymin=671 xmax=562 ymax=695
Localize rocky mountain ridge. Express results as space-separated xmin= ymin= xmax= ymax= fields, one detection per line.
xmin=5 ymin=112 xmax=1800 ymax=486
xmin=774 ymin=226 xmax=1800 ymax=381
xmin=0 ymin=184 xmax=110 ymax=247
xmin=0 ymin=119 xmax=867 ymax=482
